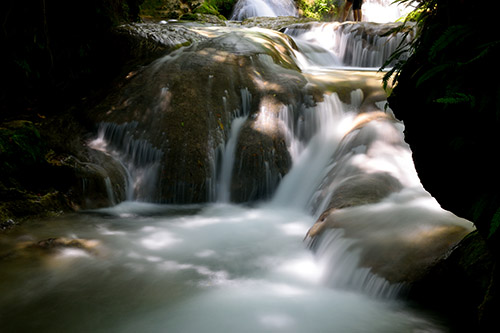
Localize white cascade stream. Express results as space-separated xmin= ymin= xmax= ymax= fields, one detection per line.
xmin=284 ymin=21 xmax=413 ymax=69
xmin=217 ymin=116 xmax=247 ymax=202
xmin=88 ymin=121 xmax=164 ymax=202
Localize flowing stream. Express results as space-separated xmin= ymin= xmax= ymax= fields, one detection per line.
xmin=0 ymin=8 xmax=472 ymax=333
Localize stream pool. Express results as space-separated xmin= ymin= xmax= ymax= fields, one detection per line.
xmin=0 ymin=202 xmax=447 ymax=332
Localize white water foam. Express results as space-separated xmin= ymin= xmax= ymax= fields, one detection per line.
xmin=284 ymin=22 xmax=412 ymax=69
xmin=230 ymin=0 xmax=298 ymax=21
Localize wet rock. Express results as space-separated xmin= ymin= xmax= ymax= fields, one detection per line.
xmin=0 ymin=189 xmax=72 ymax=225
xmin=180 ymin=13 xmax=227 ymax=25
xmin=0 ymin=237 xmax=103 ymax=262
xmin=88 ymin=26 xmax=310 ymax=203
xmin=231 ymin=110 xmax=292 ymax=202
xmin=310 ymin=201 xmax=472 ymax=285
xmin=141 ymin=0 xmax=205 ymax=20
xmin=62 ymin=150 xmax=129 ymax=209
xmin=113 ymin=22 xmax=210 ymax=61
xmin=0 ymin=219 xmax=17 ymax=231
xmin=240 ymin=16 xmax=315 ymax=31
xmin=307 ymin=172 xmax=403 ymax=238
xmin=304 ymin=71 xmax=389 ymax=111
xmin=25 ymin=237 xmax=101 ymax=254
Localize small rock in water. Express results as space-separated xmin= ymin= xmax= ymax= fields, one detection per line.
xmin=0 ymin=219 xmax=17 ymax=230
xmin=19 ymin=237 xmax=102 ymax=256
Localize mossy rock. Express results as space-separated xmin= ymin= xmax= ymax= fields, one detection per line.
xmin=0 ymin=120 xmax=45 ymax=177
xmin=180 ymin=13 xmax=226 ymax=24
xmin=0 ymin=190 xmax=71 ymax=229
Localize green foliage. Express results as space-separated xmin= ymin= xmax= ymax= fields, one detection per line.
xmin=194 ymin=1 xmax=231 ymax=19
xmin=396 ymin=0 xmax=436 ymax=22
xmin=298 ymin=0 xmax=338 ymax=21
xmin=195 ymin=2 xmax=220 ymax=16
xmin=427 ymin=25 xmax=469 ymax=60
xmin=435 ymin=92 xmax=475 ymax=108
xmin=204 ymin=0 xmax=238 ymax=18
xmin=382 ymin=0 xmax=436 ymax=84
xmin=0 ymin=121 xmax=45 ymax=176
xmin=383 ymin=0 xmax=499 ymax=108
xmin=489 ymin=208 xmax=500 ymax=239
xmin=141 ymin=0 xmax=236 ymax=20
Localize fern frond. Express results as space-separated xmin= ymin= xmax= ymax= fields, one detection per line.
xmin=435 ymin=92 xmax=475 ymax=108
xmin=459 ymin=40 xmax=500 ymax=66
xmin=428 ymin=25 xmax=469 ymax=60
xmin=415 ymin=63 xmax=455 ymax=87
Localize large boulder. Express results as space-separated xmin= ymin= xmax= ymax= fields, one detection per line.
xmin=231 ymin=96 xmax=294 ymax=202
xmin=87 ymin=26 xmax=310 ymax=203
xmin=0 ymin=117 xmax=128 ymax=224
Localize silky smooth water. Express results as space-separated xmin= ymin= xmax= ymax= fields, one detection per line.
xmin=0 ymin=202 xmax=446 ymax=332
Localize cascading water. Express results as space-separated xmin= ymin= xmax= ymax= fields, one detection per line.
xmin=216 ymin=88 xmax=252 ymax=202
xmin=272 ymin=93 xmax=354 ymax=210
xmin=0 ymin=19 xmax=473 ymax=333
xmin=88 ymin=121 xmax=164 ymax=202
xmin=285 ymin=21 xmax=413 ymax=69
xmin=217 ymin=117 xmax=247 ymax=202
xmin=230 ymin=0 xmax=298 ymax=21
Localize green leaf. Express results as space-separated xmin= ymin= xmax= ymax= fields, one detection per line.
xmin=435 ymin=92 xmax=475 ymax=107
xmin=488 ymin=207 xmax=500 ymax=239
xmin=415 ymin=63 xmax=455 ymax=87
xmin=428 ymin=25 xmax=469 ymax=60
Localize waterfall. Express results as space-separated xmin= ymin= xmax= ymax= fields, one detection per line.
xmin=230 ymin=0 xmax=298 ymax=21
xmin=217 ymin=116 xmax=247 ymax=202
xmin=83 ymin=23 xmax=468 ymax=299
xmin=284 ymin=21 xmax=413 ymax=69
xmin=1 ymin=22 xmax=476 ymax=332
xmin=213 ymin=88 xmax=253 ymax=202
xmin=88 ymin=121 xmax=164 ymax=202
xmin=272 ymin=93 xmax=355 ymax=210
xmin=269 ymin=87 xmax=472 ymax=297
